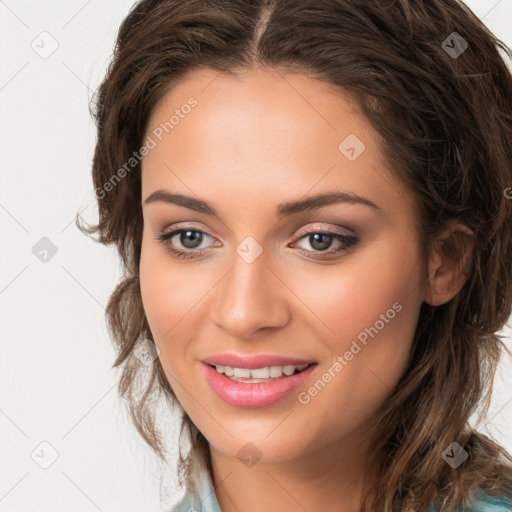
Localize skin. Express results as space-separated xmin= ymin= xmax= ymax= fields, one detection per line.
xmin=139 ymin=68 xmax=473 ymax=512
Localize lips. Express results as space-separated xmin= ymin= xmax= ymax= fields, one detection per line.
xmin=201 ymin=361 xmax=318 ymax=408
xmin=201 ymin=353 xmax=316 ymax=369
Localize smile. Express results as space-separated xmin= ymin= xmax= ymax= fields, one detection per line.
xmin=201 ymin=362 xmax=318 ymax=408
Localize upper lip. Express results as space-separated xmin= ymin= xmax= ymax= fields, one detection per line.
xmin=202 ymin=353 xmax=316 ymax=369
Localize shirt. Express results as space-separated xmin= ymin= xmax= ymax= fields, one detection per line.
xmin=169 ymin=458 xmax=222 ymax=512
xmin=168 ymin=462 xmax=512 ymax=512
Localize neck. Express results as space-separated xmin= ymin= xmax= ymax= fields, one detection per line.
xmin=209 ymin=432 xmax=375 ymax=512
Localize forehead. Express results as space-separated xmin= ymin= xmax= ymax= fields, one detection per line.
xmin=141 ymin=68 xmax=415 ymax=224
xmin=145 ymin=67 xmax=370 ymax=157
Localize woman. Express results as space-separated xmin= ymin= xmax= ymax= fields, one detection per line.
xmin=78 ymin=0 xmax=512 ymax=510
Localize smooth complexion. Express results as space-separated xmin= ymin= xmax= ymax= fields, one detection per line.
xmin=139 ymin=68 xmax=473 ymax=512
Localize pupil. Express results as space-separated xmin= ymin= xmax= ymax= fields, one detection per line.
xmin=310 ymin=233 xmax=331 ymax=251
xmin=181 ymin=230 xmax=202 ymax=249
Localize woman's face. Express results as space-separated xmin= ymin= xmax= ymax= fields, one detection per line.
xmin=140 ymin=68 xmax=426 ymax=464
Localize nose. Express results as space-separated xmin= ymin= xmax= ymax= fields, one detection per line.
xmin=209 ymin=248 xmax=291 ymax=339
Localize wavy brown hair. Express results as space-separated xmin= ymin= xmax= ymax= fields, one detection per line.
xmin=77 ymin=0 xmax=512 ymax=510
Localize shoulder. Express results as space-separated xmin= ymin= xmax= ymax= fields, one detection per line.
xmin=466 ymin=487 xmax=512 ymax=512
xmin=167 ymin=458 xmax=222 ymax=512
xmin=456 ymin=441 xmax=512 ymax=511
xmin=467 ymin=450 xmax=512 ymax=511
xmin=168 ymin=493 xmax=198 ymax=512
xmin=422 ymin=489 xmax=512 ymax=512
xmin=168 ymin=483 xmax=221 ymax=512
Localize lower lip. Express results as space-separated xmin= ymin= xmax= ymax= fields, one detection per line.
xmin=201 ymin=362 xmax=317 ymax=408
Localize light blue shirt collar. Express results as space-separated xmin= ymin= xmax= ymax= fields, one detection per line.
xmin=169 ymin=455 xmax=511 ymax=512
xmin=170 ymin=456 xmax=222 ymax=512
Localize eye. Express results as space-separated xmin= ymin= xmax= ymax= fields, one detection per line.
xmin=292 ymin=230 xmax=358 ymax=258
xmin=155 ymin=227 xmax=219 ymax=259
xmin=155 ymin=225 xmax=358 ymax=260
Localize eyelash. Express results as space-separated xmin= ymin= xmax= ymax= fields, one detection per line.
xmin=155 ymin=226 xmax=358 ymax=260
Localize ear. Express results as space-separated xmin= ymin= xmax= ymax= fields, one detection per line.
xmin=424 ymin=221 xmax=475 ymax=307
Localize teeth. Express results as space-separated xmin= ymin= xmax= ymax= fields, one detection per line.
xmin=250 ymin=367 xmax=270 ymax=378
xmin=269 ymin=366 xmax=283 ymax=378
xmin=214 ymin=363 xmax=309 ymax=380
xmin=233 ymin=367 xmax=251 ymax=378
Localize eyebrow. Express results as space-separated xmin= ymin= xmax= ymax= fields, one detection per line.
xmin=143 ymin=189 xmax=380 ymax=217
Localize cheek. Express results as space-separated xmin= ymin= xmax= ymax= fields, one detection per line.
xmin=283 ymin=243 xmax=421 ymax=434
xmin=139 ymin=238 xmax=204 ymax=349
xmin=284 ymin=236 xmax=421 ymax=369
xmin=139 ymin=236 xmax=229 ymax=389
